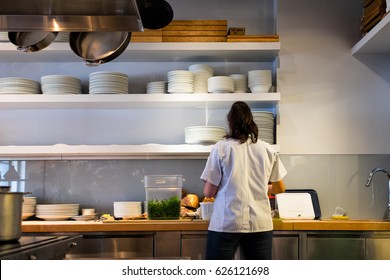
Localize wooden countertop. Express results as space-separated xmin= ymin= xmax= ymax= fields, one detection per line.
xmin=22 ymin=219 xmax=390 ymax=233
xmin=290 ymin=219 xmax=390 ymax=231
xmin=22 ymin=219 xmax=210 ymax=233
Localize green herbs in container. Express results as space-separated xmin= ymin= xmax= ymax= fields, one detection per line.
xmin=147 ymin=196 xmax=181 ymax=220
xmin=144 ymin=175 xmax=183 ymax=220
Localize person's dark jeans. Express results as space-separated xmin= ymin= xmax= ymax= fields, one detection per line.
xmin=206 ymin=230 xmax=273 ymax=260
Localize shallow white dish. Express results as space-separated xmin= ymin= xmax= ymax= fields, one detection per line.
xmin=36 ymin=215 xmax=73 ymax=221
xmin=71 ymin=215 xmax=96 ymax=221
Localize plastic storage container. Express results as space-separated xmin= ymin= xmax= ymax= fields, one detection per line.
xmin=144 ymin=175 xmax=183 ymax=220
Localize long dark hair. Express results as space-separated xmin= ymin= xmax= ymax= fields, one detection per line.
xmin=225 ymin=101 xmax=258 ymax=144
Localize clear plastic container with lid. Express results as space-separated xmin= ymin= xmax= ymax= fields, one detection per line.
xmin=144 ymin=175 xmax=183 ymax=220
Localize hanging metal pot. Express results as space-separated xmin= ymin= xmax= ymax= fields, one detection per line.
xmin=138 ymin=0 xmax=174 ymax=30
xmin=69 ymin=32 xmax=132 ymax=66
xmin=0 ymin=186 xmax=24 ymax=242
xmin=8 ymin=31 xmax=58 ymax=52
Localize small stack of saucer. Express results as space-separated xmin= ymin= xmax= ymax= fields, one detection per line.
xmin=22 ymin=197 xmax=37 ymax=220
xmin=146 ymin=81 xmax=167 ymax=94
xmin=71 ymin=208 xmax=96 ymax=221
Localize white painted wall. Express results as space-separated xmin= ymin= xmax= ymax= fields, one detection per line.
xmin=278 ymin=0 xmax=390 ymax=154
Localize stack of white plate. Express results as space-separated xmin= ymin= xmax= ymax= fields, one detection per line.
xmin=146 ymin=81 xmax=167 ymax=94
xmin=41 ymin=75 xmax=82 ymax=94
xmin=248 ymin=70 xmax=272 ymax=93
xmin=0 ymin=32 xmax=8 ymax=42
xmin=189 ymin=64 xmax=214 ymax=93
xmin=36 ymin=204 xmax=79 ymax=221
xmin=185 ymin=126 xmax=226 ymax=144
xmin=208 ymin=76 xmax=234 ymax=93
xmin=0 ymin=77 xmax=40 ymax=94
xmin=229 ymin=74 xmax=248 ymax=93
xmin=89 ymin=71 xmax=129 ymax=94
xmin=54 ymin=32 xmax=70 ymax=42
xmin=22 ymin=197 xmax=37 ymax=220
xmin=252 ymin=111 xmax=275 ymax=144
xmin=167 ymin=70 xmax=194 ymax=93
xmin=113 ymin=201 xmax=142 ymax=218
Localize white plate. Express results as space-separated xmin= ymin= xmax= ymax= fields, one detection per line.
xmin=71 ymin=215 xmax=95 ymax=221
xmin=36 ymin=215 xmax=73 ymax=221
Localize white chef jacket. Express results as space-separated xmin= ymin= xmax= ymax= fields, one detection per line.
xmin=200 ymin=138 xmax=287 ymax=233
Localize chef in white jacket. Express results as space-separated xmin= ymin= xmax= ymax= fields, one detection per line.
xmin=200 ymin=101 xmax=287 ymax=260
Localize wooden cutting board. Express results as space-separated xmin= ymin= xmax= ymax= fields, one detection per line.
xmin=165 ymin=20 xmax=228 ymax=26
xmin=102 ymin=218 xmax=203 ymax=223
xmin=162 ymin=36 xmax=227 ymax=42
xmin=227 ymin=35 xmax=279 ymax=42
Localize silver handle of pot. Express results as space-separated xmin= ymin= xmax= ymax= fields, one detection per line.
xmin=16 ymin=46 xmax=32 ymax=52
xmin=85 ymin=60 xmax=103 ymax=67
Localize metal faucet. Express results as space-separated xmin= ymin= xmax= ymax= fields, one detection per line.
xmin=365 ymin=167 xmax=390 ymax=220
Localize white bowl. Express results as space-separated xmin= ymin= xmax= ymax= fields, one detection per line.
xmin=250 ymin=85 xmax=271 ymax=93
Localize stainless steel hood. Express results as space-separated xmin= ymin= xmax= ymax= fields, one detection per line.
xmin=0 ymin=0 xmax=144 ymax=32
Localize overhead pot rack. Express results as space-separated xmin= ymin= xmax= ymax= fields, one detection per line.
xmin=0 ymin=0 xmax=144 ymax=32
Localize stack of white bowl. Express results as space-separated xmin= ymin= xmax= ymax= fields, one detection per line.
xmin=22 ymin=197 xmax=37 ymax=220
xmin=41 ymin=75 xmax=82 ymax=94
xmin=0 ymin=77 xmax=40 ymax=94
xmin=207 ymin=76 xmax=234 ymax=93
xmin=229 ymin=74 xmax=248 ymax=93
xmin=185 ymin=126 xmax=226 ymax=144
xmin=113 ymin=201 xmax=142 ymax=218
xmin=36 ymin=204 xmax=79 ymax=221
xmin=167 ymin=70 xmax=194 ymax=93
xmin=252 ymin=111 xmax=275 ymax=144
xmin=188 ymin=64 xmax=214 ymax=93
xmin=146 ymin=81 xmax=167 ymax=94
xmin=248 ymin=70 xmax=272 ymax=93
xmin=89 ymin=71 xmax=129 ymax=94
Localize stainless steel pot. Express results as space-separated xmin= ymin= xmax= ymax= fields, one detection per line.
xmin=69 ymin=32 xmax=132 ymax=66
xmin=8 ymin=31 xmax=58 ymax=52
xmin=0 ymin=187 xmax=24 ymax=242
